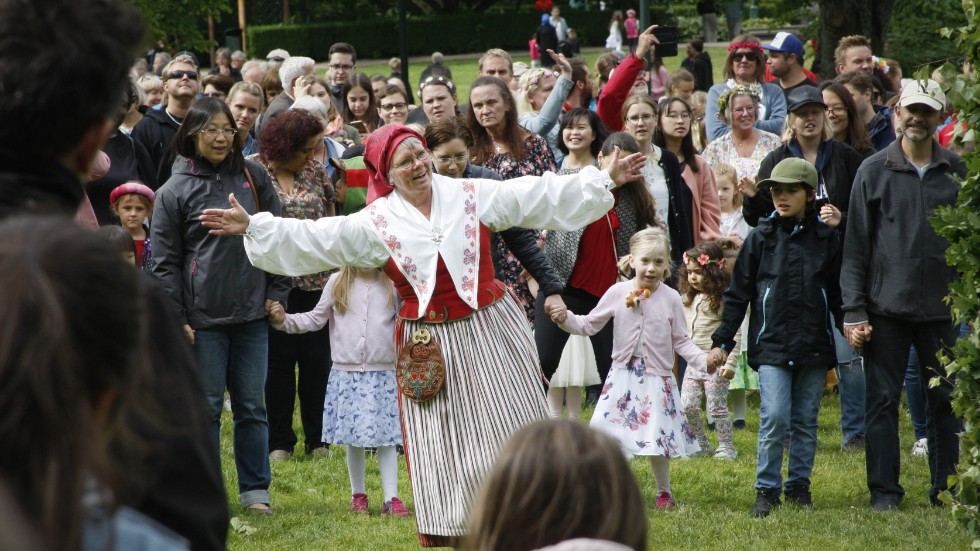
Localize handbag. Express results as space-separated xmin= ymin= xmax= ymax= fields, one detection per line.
xmin=396 ymin=327 xmax=446 ymax=403
xmin=242 ymin=166 xmax=260 ymax=211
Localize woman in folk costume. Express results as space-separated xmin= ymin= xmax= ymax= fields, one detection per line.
xmin=199 ymin=124 xmax=646 ymax=546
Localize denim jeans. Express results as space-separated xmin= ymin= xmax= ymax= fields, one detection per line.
xmin=905 ymin=346 xmax=928 ymax=441
xmin=756 ymin=364 xmax=827 ymax=492
xmin=195 ymin=318 xmax=272 ymax=507
xmin=864 ymin=314 xmax=960 ymax=504
xmin=833 ymin=325 xmax=865 ymax=444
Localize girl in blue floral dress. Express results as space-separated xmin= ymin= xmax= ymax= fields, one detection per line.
xmin=551 ymin=228 xmax=709 ymax=510
xmin=268 ymin=267 xmax=410 ymax=516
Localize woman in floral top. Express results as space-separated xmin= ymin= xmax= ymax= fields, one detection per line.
xmin=701 ymin=86 xmax=781 ymax=189
xmin=466 ymin=76 xmax=557 ymax=322
xmin=250 ymin=109 xmax=336 ymax=459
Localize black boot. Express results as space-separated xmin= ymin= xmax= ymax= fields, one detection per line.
xmin=784 ymin=486 xmax=813 ymax=508
xmin=749 ymin=489 xmax=781 ymax=518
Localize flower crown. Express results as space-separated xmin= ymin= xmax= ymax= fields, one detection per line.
xmin=418 ymin=75 xmax=456 ymax=98
xmin=520 ymin=70 xmax=560 ymax=92
xmin=716 ymin=84 xmax=761 ymax=120
xmin=683 ymin=252 xmax=725 ymax=269
xmin=727 ymin=41 xmax=764 ymax=54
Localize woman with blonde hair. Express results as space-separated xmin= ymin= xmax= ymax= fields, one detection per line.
xmin=517 ymin=51 xmax=574 ymax=163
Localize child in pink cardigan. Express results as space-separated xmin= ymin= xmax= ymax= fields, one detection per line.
xmin=269 ymin=267 xmax=410 ymax=517
xmin=550 ymin=228 xmax=712 ymax=510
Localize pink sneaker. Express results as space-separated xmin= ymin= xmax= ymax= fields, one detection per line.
xmin=381 ymin=497 xmax=412 ymax=517
xmin=656 ymin=491 xmax=676 ymax=510
xmin=350 ymin=493 xmax=368 ymax=513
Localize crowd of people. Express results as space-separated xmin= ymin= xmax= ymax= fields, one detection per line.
xmin=0 ymin=0 xmax=970 ymax=549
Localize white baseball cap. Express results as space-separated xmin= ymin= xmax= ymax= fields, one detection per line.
xmin=898 ymin=79 xmax=945 ymax=110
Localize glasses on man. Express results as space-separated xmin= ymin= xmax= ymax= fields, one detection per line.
xmin=393 ymin=150 xmax=431 ymax=171
xmin=199 ymin=127 xmax=236 ymax=139
xmin=626 ymin=114 xmax=654 ymax=123
xmin=328 ymin=63 xmax=354 ymax=71
xmin=664 ymin=112 xmax=692 ymax=121
xmin=168 ymin=70 xmax=198 ymax=81
xmin=435 ymin=153 xmax=468 ymax=166
xmin=380 ymin=102 xmax=408 ymax=112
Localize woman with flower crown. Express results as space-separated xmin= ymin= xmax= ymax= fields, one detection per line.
xmin=701 ymin=85 xmax=782 ymax=189
xmin=705 ymin=35 xmax=787 ymax=142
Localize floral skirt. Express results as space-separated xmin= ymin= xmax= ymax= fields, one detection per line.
xmin=321 ymin=370 xmax=402 ymax=448
xmin=590 ymin=356 xmax=700 ymax=458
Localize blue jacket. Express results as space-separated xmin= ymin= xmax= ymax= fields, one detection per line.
xmin=713 ymin=212 xmax=843 ymax=370
xmin=867 ymin=106 xmax=896 ymax=152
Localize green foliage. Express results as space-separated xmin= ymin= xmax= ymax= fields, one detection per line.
xmin=886 ymin=0 xmax=965 ymax=74
xmin=246 ymin=11 xmax=611 ymax=60
xmin=131 ymin=0 xmax=230 ymax=52
xmin=930 ymin=2 xmax=980 ymax=547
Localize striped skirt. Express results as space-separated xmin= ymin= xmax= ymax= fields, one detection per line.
xmin=396 ymin=295 xmax=549 ymax=546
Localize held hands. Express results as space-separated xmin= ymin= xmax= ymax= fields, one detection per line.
xmin=200 ymin=193 xmax=250 ymax=235
xmin=844 ymin=323 xmax=873 ymax=350
xmin=267 ymin=301 xmax=285 ymax=324
xmin=545 ymin=49 xmax=573 ymax=80
xmin=707 ymin=347 xmax=729 ymax=374
xmin=544 ymin=294 xmax=567 ymax=324
xmin=819 ymin=203 xmax=842 ymax=227
xmin=635 ymin=25 xmax=661 ymax=59
xmin=606 ymin=147 xmax=647 ymax=188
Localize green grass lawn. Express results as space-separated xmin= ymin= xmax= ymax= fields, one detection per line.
xmin=220 ymin=388 xmax=966 ymax=550
xmin=344 ymin=46 xmax=733 ymax=106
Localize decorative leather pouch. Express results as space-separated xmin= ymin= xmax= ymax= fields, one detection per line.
xmin=396 ymin=327 xmax=446 ymax=403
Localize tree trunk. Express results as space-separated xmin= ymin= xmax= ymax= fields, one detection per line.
xmin=816 ymin=0 xmax=895 ymax=80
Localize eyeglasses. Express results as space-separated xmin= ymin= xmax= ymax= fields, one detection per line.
xmin=328 ymin=63 xmax=354 ymax=71
xmin=168 ymin=70 xmax=198 ymax=81
xmin=665 ymin=112 xmax=692 ymax=121
xmin=733 ymin=51 xmax=758 ymax=62
xmin=826 ymin=106 xmax=847 ymax=115
xmin=267 ymin=56 xmax=286 ymax=62
xmin=625 ymin=114 xmax=654 ymax=123
xmin=435 ymin=153 xmax=468 ymax=165
xmin=393 ymin=150 xmax=431 ymax=171
xmin=379 ymin=102 xmax=408 ymax=112
xmin=199 ymin=127 xmax=236 ymax=139
xmin=732 ymin=107 xmax=755 ymax=115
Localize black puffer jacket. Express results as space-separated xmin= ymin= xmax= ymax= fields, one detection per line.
xmin=712 ymin=212 xmax=843 ymax=370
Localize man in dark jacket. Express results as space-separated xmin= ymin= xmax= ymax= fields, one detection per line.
xmin=682 ymin=40 xmax=714 ymax=92
xmin=535 ymin=14 xmax=559 ymax=69
xmin=0 ymin=1 xmax=229 ymax=548
xmin=132 ymin=54 xmax=200 ymax=189
xmin=842 ymin=79 xmax=964 ymax=512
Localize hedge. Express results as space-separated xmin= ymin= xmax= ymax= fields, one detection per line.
xmin=245 ymin=9 xmax=671 ymax=61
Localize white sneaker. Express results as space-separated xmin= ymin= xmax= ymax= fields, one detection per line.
xmin=713 ymin=446 xmax=738 ymax=460
xmin=269 ymin=449 xmax=291 ymax=461
xmin=911 ymin=438 xmax=928 ymax=457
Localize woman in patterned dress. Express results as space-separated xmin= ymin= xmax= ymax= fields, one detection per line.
xmin=200 ymin=124 xmax=646 ymax=547
xmin=465 ymin=76 xmax=557 ymax=323
xmin=249 ymin=109 xmax=335 ymax=460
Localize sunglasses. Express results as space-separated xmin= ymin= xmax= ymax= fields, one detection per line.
xmin=168 ymin=69 xmax=198 ymax=81
xmin=267 ymin=56 xmax=285 ymax=62
xmin=733 ymin=51 xmax=758 ymax=62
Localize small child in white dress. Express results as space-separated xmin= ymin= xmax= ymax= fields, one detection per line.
xmin=550 ymin=228 xmax=712 ymax=509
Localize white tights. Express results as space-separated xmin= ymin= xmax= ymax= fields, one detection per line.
xmin=347 ymin=446 xmax=399 ymax=501
xmin=546 ymin=386 xmax=582 ymax=419
xmin=650 ymin=455 xmax=671 ymax=495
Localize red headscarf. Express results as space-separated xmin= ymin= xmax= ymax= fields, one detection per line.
xmin=364 ymin=124 xmax=428 ymax=204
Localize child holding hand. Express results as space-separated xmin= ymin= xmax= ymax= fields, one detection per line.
xmin=678 ymin=241 xmax=741 ymax=460
xmin=269 ymin=267 xmax=410 ymax=517
xmin=550 ymin=228 xmax=715 ymax=510
xmin=708 ymin=158 xmax=843 ymax=518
